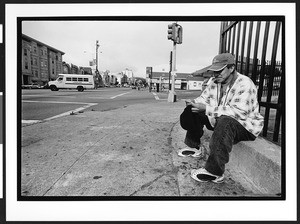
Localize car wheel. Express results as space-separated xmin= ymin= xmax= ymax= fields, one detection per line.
xmin=50 ymin=85 xmax=57 ymax=91
xmin=77 ymin=86 xmax=84 ymax=92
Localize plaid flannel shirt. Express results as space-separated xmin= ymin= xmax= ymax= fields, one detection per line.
xmin=194 ymin=73 xmax=264 ymax=137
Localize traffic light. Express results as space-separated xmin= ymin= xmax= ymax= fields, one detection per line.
xmin=167 ymin=23 xmax=176 ymax=41
xmin=146 ymin=67 xmax=152 ymax=79
xmin=167 ymin=23 xmax=183 ymax=44
xmin=176 ymin=25 xmax=183 ymax=44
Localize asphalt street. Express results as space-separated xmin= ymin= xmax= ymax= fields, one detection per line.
xmin=21 ymin=87 xmax=201 ymax=123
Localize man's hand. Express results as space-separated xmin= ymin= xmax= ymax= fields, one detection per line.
xmin=185 ymin=99 xmax=193 ymax=106
xmin=191 ymin=102 xmax=206 ymax=112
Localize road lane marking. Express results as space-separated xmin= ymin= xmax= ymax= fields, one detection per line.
xmin=44 ymin=103 xmax=97 ymax=121
xmin=87 ymin=96 xmax=109 ymax=99
xmin=22 ymin=95 xmax=77 ymax=98
xmin=22 ymin=100 xmax=97 ymax=124
xmin=110 ymin=92 xmax=130 ymax=99
xmin=152 ymin=92 xmax=159 ymax=100
xmin=22 ymin=120 xmax=42 ymax=124
xmin=23 ymin=100 xmax=89 ymax=104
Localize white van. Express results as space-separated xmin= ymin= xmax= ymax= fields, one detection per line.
xmin=48 ymin=74 xmax=95 ymax=92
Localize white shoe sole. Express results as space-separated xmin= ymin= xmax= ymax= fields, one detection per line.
xmin=177 ymin=146 xmax=204 ymax=158
xmin=191 ymin=168 xmax=224 ymax=183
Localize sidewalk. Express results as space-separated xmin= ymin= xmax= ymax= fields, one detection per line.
xmin=21 ymin=99 xmax=281 ymax=197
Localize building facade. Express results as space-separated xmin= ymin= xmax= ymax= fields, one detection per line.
xmin=21 ymin=34 xmax=65 ymax=85
xmin=122 ymin=69 xmax=134 ymax=84
xmin=186 ymin=76 xmax=205 ymax=90
xmin=150 ymin=71 xmax=192 ymax=90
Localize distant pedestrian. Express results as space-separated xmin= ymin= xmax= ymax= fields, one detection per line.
xmin=179 ymin=53 xmax=264 ymax=183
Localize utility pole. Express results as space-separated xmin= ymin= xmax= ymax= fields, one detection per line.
xmin=169 ymin=51 xmax=172 ymax=90
xmin=95 ymin=40 xmax=99 ymax=73
xmin=168 ymin=41 xmax=177 ymax=102
xmin=146 ymin=67 xmax=152 ymax=92
xmin=167 ymin=22 xmax=183 ymax=102
xmin=95 ymin=40 xmax=100 ymax=88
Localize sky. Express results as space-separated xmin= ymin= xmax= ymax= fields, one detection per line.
xmin=22 ymin=20 xmax=221 ymax=78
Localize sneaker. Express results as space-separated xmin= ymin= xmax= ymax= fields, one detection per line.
xmin=177 ymin=146 xmax=204 ymax=158
xmin=191 ymin=168 xmax=224 ymax=183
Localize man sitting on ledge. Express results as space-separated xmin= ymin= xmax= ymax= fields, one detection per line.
xmin=179 ymin=53 xmax=264 ymax=183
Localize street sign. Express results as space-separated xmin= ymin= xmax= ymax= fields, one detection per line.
xmin=146 ymin=67 xmax=152 ymax=78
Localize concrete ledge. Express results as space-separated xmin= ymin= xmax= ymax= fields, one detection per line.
xmin=172 ymin=118 xmax=281 ymax=196
xmin=228 ymin=137 xmax=281 ymax=195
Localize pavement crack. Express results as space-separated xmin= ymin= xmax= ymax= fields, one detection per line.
xmin=168 ymin=120 xmax=182 ymax=196
xmin=129 ymin=173 xmax=166 ymax=196
xmin=42 ymin=134 xmax=109 ymax=196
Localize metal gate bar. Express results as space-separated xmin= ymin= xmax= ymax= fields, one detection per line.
xmin=262 ymin=21 xmax=282 ymax=138
xmin=245 ymin=21 xmax=254 ymax=77
xmin=251 ymin=21 xmax=261 ymax=83
xmin=257 ymin=21 xmax=270 ymax=102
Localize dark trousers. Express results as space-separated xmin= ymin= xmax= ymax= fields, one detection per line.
xmin=183 ymin=108 xmax=213 ymax=149
xmin=184 ymin=114 xmax=255 ymax=176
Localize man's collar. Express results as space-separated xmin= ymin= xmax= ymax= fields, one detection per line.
xmin=221 ymin=71 xmax=238 ymax=88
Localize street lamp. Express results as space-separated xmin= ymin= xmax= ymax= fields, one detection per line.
xmin=96 ymin=40 xmax=100 ymax=74
xmin=83 ymin=51 xmax=94 ymax=66
xmin=84 ymin=51 xmax=102 ymax=67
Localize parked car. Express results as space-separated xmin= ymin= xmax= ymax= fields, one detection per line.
xmin=31 ymin=83 xmax=41 ymax=89
xmin=21 ymin=83 xmax=41 ymax=89
xmin=41 ymin=83 xmax=49 ymax=89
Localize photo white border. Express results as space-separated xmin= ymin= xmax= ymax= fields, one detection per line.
xmin=0 ymin=23 xmax=3 ymax=199
xmin=0 ymin=24 xmax=3 ymax=43
xmin=0 ymin=143 xmax=2 ymax=199
xmin=6 ymin=3 xmax=296 ymax=221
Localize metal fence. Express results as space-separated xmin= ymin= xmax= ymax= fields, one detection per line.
xmin=219 ymin=20 xmax=284 ymax=143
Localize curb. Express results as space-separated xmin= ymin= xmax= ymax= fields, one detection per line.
xmin=229 ymin=138 xmax=281 ymax=195
xmin=171 ymin=119 xmax=281 ymax=196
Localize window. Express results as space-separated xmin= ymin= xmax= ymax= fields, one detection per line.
xmin=52 ymin=69 xmax=54 ymax=74
xmin=33 ymin=58 xmax=37 ymax=65
xmin=40 ymin=49 xmax=43 ymax=55
xmin=72 ymin=77 xmax=77 ymax=81
xmin=24 ymin=49 xmax=27 ymax=56
xmin=41 ymin=60 xmax=47 ymax=67
xmin=84 ymin=78 xmax=88 ymax=82
xmin=66 ymin=77 xmax=71 ymax=81
xmin=78 ymin=78 xmax=83 ymax=82
xmin=33 ymin=46 xmax=37 ymax=53
xmin=25 ymin=62 xmax=28 ymax=69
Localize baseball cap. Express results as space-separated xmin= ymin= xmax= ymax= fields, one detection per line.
xmin=207 ymin=53 xmax=235 ymax=71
